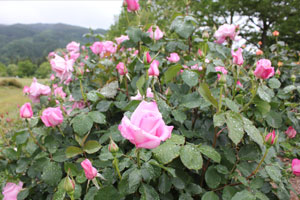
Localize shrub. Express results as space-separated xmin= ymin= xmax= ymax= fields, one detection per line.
xmin=0 ymin=2 xmax=299 ymax=200
xmin=0 ymin=79 xmax=23 ymax=88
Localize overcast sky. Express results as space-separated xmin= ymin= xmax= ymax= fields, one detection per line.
xmin=0 ymin=1 xmax=123 ymax=29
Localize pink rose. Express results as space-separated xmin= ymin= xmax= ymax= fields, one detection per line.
xmin=254 ymin=59 xmax=275 ymax=79
xmin=265 ymin=130 xmax=276 ymax=145
xmin=48 ymin=52 xmax=55 ymax=59
xmin=20 ymin=102 xmax=33 ymax=118
xmin=285 ymin=126 xmax=297 ymax=138
xmin=50 ymin=74 xmax=55 ymax=81
xmin=132 ymin=50 xmax=139 ymax=57
xmin=116 ymin=62 xmax=128 ymax=75
xmin=146 ymin=52 xmax=152 ymax=63
xmin=28 ymin=78 xmax=51 ymax=103
xmin=90 ymin=42 xmax=103 ymax=55
xmin=2 ymin=182 xmax=23 ymax=200
xmin=292 ymin=159 xmax=300 ymax=176
xmin=50 ymin=54 xmax=74 ymax=82
xmin=115 ymin=35 xmax=129 ymax=45
xmin=23 ymin=86 xmax=30 ymax=95
xmin=54 ymin=87 xmax=66 ymax=99
xmin=198 ymin=49 xmax=203 ymax=57
xmin=131 ymin=88 xmax=154 ymax=100
xmin=167 ymin=53 xmax=180 ymax=63
xmin=214 ymin=24 xmax=239 ymax=44
xmin=215 ymin=66 xmax=228 ymax=80
xmin=81 ymin=159 xmax=98 ymax=180
xmin=118 ymin=101 xmax=173 ymax=149
xmin=66 ymin=41 xmax=80 ymax=53
xmin=232 ymin=48 xmax=244 ymax=65
xmin=69 ymin=52 xmax=80 ymax=61
xmin=101 ymin=41 xmax=117 ymax=57
xmin=148 ymin=60 xmax=159 ymax=76
xmin=191 ymin=64 xmax=203 ymax=71
xmin=148 ymin=26 xmax=164 ymax=40
xmin=125 ymin=0 xmax=140 ymax=12
xmin=41 ymin=107 xmax=63 ymax=127
xmin=236 ymin=80 xmax=243 ymax=88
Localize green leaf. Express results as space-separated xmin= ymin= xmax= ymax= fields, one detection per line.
xmin=127 ymin=27 xmax=143 ymax=43
xmin=164 ymin=64 xmax=182 ymax=83
xmin=226 ymin=111 xmax=244 ymax=145
xmin=198 ymin=145 xmax=221 ymax=163
xmin=83 ymin=140 xmax=101 ymax=154
xmin=213 ymin=113 xmax=226 ymax=127
xmin=181 ymin=70 xmax=198 ymax=87
xmin=255 ymin=191 xmax=269 ymax=200
xmin=172 ymin=110 xmax=187 ymax=123
xmin=168 ymin=134 xmax=185 ymax=145
xmin=182 ymin=92 xmax=202 ymax=108
xmin=222 ymin=186 xmax=238 ymax=200
xmin=94 ymin=185 xmax=121 ymax=200
xmin=84 ymin=187 xmax=98 ymax=200
xmin=266 ymin=110 xmax=282 ymax=128
xmin=41 ymin=162 xmax=62 ymax=186
xmin=254 ymin=99 xmax=270 ymax=116
xmin=231 ymin=190 xmax=255 ymax=200
xmin=17 ymin=188 xmax=29 ymax=200
xmin=139 ymin=183 xmax=160 ymax=200
xmin=170 ymin=16 xmax=196 ymax=39
xmin=198 ymin=83 xmax=218 ymax=109
xmin=180 ymin=144 xmax=203 ymax=170
xmin=225 ymin=98 xmax=240 ymax=112
xmin=283 ymin=85 xmax=296 ymax=93
xmin=99 ymin=81 xmax=118 ymax=98
xmin=65 ymin=146 xmax=83 ymax=158
xmin=238 ymin=144 xmax=260 ymax=161
xmin=96 ymin=100 xmax=112 ymax=112
xmin=136 ymin=75 xmax=146 ymax=96
xmin=72 ymin=114 xmax=93 ymax=136
xmin=158 ymin=173 xmax=172 ymax=194
xmin=179 ymin=193 xmax=193 ymax=200
xmin=129 ymin=168 xmax=142 ymax=192
xmin=52 ymin=188 xmax=65 ymax=200
xmin=87 ymin=90 xmax=99 ymax=102
xmin=216 ymin=165 xmax=229 ymax=174
xmin=205 ymin=166 xmax=221 ymax=189
xmin=268 ymin=78 xmax=281 ymax=89
xmin=14 ymin=130 xmax=29 ymax=145
xmin=242 ymin=117 xmax=263 ymax=147
xmin=152 ymin=142 xmax=180 ymax=164
xmin=201 ymin=191 xmax=219 ymax=200
xmin=257 ymin=86 xmax=271 ymax=102
xmin=265 ymin=165 xmax=281 ymax=182
xmin=88 ymin=111 xmax=106 ymax=124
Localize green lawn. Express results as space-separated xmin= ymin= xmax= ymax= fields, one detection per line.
xmin=0 ymin=77 xmax=48 ymax=119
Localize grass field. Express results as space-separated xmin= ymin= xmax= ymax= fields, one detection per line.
xmin=0 ymin=77 xmax=48 ymax=119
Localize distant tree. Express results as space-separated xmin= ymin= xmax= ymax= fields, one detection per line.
xmin=0 ymin=62 xmax=7 ymax=77
xmin=17 ymin=60 xmax=37 ymax=77
xmin=6 ymin=64 xmax=18 ymax=77
xmin=35 ymin=62 xmax=51 ymax=78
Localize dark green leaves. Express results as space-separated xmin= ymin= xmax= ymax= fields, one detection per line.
xmin=181 ymin=70 xmax=198 ymax=87
xmin=198 ymin=145 xmax=221 ymax=163
xmin=170 ymin=16 xmax=196 ymax=39
xmin=180 ymin=144 xmax=203 ymax=170
xmin=72 ymin=114 xmax=93 ymax=136
xmin=242 ymin=117 xmax=263 ymax=147
xmin=266 ymin=110 xmax=282 ymax=128
xmin=152 ymin=142 xmax=180 ymax=164
xmin=226 ymin=111 xmax=244 ymax=145
xmin=41 ymin=162 xmax=62 ymax=186
xmin=205 ymin=166 xmax=221 ymax=189
xmin=66 ymin=146 xmax=83 ymax=158
xmin=164 ymin=64 xmax=182 ymax=83
xmin=198 ymin=83 xmax=218 ymax=109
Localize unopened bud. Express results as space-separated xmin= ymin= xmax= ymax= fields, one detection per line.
xmin=202 ymin=31 xmax=209 ymax=39
xmin=218 ymin=74 xmax=226 ymax=85
xmin=63 ymin=176 xmax=75 ymax=194
xmin=265 ymin=130 xmax=277 ymax=147
xmin=108 ymin=138 xmax=119 ymax=154
xmin=291 ymin=74 xmax=296 ymax=82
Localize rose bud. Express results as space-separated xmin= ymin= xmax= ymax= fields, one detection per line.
xmin=265 ymin=130 xmax=277 ymax=146
xmin=108 ymin=138 xmax=119 ymax=155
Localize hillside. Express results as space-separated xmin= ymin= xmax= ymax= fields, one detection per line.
xmin=0 ymin=23 xmax=106 ymax=64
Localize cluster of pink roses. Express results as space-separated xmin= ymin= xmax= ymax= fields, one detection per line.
xmin=23 ymin=78 xmax=51 ymax=103
xmin=90 ymin=41 xmax=117 ymax=58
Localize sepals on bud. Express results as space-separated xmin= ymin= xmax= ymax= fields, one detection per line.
xmin=108 ymin=137 xmax=119 ymax=155
xmin=291 ymin=74 xmax=296 ymax=83
xmin=264 ymin=130 xmax=277 ymax=147
xmin=218 ymin=74 xmax=226 ymax=85
xmin=63 ymin=176 xmax=75 ymax=194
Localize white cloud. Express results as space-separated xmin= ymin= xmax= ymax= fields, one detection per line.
xmin=0 ymin=1 xmax=123 ymax=29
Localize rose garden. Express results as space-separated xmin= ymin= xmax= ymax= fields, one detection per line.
xmin=0 ymin=0 xmax=299 ymax=199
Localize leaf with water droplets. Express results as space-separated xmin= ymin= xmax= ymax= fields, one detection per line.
xmin=180 ymin=144 xmax=203 ymax=170
xmin=152 ymin=142 xmax=180 ymax=164
xmin=226 ymin=111 xmax=244 ymax=145
xmin=42 ymin=162 xmax=62 ymax=186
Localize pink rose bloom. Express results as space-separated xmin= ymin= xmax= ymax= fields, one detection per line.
xmin=265 ymin=130 xmax=276 ymax=145
xmin=285 ymin=126 xmax=297 ymax=138
xmin=116 ymin=62 xmax=128 ymax=75
xmin=198 ymin=49 xmax=203 ymax=57
xmin=69 ymin=52 xmax=80 ymax=61
xmin=66 ymin=41 xmax=80 ymax=53
xmin=20 ymin=102 xmax=33 ymax=118
xmin=254 ymin=59 xmax=275 ymax=79
xmin=148 ymin=60 xmax=159 ymax=76
xmin=191 ymin=64 xmax=203 ymax=71
xmin=292 ymin=159 xmax=300 ymax=176
xmin=23 ymin=86 xmax=30 ymax=95
xmin=276 ymin=69 xmax=281 ymax=75
xmin=101 ymin=41 xmax=117 ymax=57
xmin=48 ymin=52 xmax=55 ymax=59
xmin=146 ymin=52 xmax=152 ymax=63
xmin=148 ymin=26 xmax=164 ymax=40
xmin=50 ymin=54 xmax=74 ymax=82
xmin=125 ymin=0 xmax=140 ymax=12
xmin=131 ymin=88 xmax=154 ymax=100
xmin=236 ymin=80 xmax=243 ymax=88
xmin=29 ymin=78 xmax=51 ymax=103
xmin=118 ymin=101 xmax=173 ymax=149
xmin=167 ymin=53 xmax=180 ymax=63
xmin=81 ymin=159 xmax=98 ymax=180
xmin=72 ymin=101 xmax=85 ymax=110
xmin=232 ymin=48 xmax=244 ymax=65
xmin=132 ymin=50 xmax=139 ymax=57
xmin=115 ymin=35 xmax=129 ymax=45
xmin=215 ymin=66 xmax=228 ymax=80
xmin=214 ymin=24 xmax=239 ymax=44
xmin=90 ymin=42 xmax=103 ymax=55
xmin=50 ymin=74 xmax=55 ymax=81
xmin=41 ymin=107 xmax=63 ymax=127
xmin=2 ymin=182 xmax=23 ymax=200
xmin=54 ymin=87 xmax=66 ymax=99
xmin=205 ymin=59 xmax=210 ymax=63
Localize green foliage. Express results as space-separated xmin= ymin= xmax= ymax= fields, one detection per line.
xmin=35 ymin=62 xmax=51 ymax=78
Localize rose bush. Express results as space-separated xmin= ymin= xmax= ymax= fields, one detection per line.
xmin=0 ymin=1 xmax=299 ymax=199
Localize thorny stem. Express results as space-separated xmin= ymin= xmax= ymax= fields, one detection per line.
xmin=113 ymin=157 xmax=122 ymax=180
xmin=27 ymin=121 xmax=47 ymax=152
xmin=79 ymin=79 xmax=87 ymax=104
xmin=57 ymin=126 xmax=65 ymax=137
xmin=136 ymin=148 xmax=141 ymax=169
